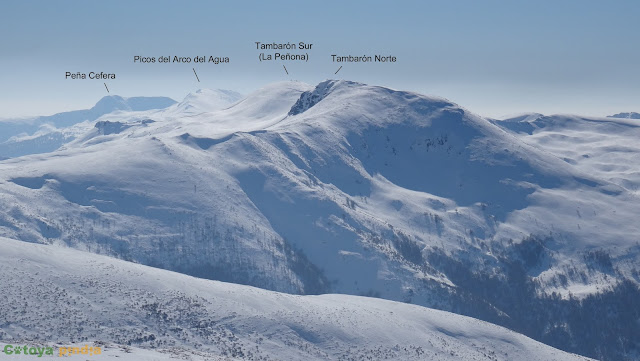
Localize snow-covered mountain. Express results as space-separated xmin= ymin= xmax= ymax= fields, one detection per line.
xmin=173 ymin=88 xmax=243 ymax=115
xmin=0 ymin=95 xmax=177 ymax=140
xmin=0 ymin=237 xmax=593 ymax=361
xmin=608 ymin=112 xmax=640 ymax=119
xmin=0 ymin=95 xmax=178 ymax=159
xmin=0 ymin=80 xmax=638 ymax=360
xmin=0 ymin=91 xmax=247 ymax=160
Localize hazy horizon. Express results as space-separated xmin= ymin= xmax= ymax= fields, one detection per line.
xmin=1 ymin=0 xmax=638 ymax=118
xmin=1 ymin=80 xmax=636 ymax=121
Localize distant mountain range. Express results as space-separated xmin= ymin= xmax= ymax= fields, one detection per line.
xmin=608 ymin=112 xmax=640 ymax=119
xmin=0 ymin=96 xmax=177 ymax=158
xmin=0 ymin=96 xmax=176 ymax=140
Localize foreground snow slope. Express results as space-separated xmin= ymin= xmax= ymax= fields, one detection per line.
xmin=0 ymin=238 xmax=592 ymax=361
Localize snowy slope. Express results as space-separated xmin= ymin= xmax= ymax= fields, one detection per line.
xmin=0 ymin=237 xmax=592 ymax=361
xmin=494 ymin=113 xmax=640 ymax=195
xmin=0 ymin=80 xmax=638 ymax=360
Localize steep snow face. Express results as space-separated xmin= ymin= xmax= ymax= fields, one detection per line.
xmin=0 ymin=238 xmax=593 ymax=361
xmin=288 ymin=79 xmax=342 ymax=115
xmin=279 ymin=81 xmax=576 ymax=217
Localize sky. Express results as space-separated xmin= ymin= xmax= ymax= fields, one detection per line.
xmin=0 ymin=0 xmax=639 ymax=119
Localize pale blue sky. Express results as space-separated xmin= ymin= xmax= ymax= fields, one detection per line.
xmin=1 ymin=0 xmax=638 ymax=118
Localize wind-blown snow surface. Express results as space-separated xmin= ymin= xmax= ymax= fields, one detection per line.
xmin=0 ymin=237 xmax=592 ymax=361
xmin=495 ymin=113 xmax=640 ymax=197
xmin=0 ymin=80 xmax=638 ymax=359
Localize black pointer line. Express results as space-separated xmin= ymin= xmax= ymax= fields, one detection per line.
xmin=104 ymin=83 xmax=110 ymax=93
xmin=335 ymin=66 xmax=342 ymax=75
xmin=193 ymin=68 xmax=200 ymax=82
xmin=283 ymin=65 xmax=289 ymax=75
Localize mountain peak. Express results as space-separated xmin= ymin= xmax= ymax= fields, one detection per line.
xmin=498 ymin=113 xmax=545 ymax=123
xmin=288 ymin=80 xmax=363 ymax=115
xmin=608 ymin=112 xmax=640 ymax=119
xmin=90 ymin=95 xmax=129 ymax=113
xmin=176 ymin=88 xmax=243 ymax=113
